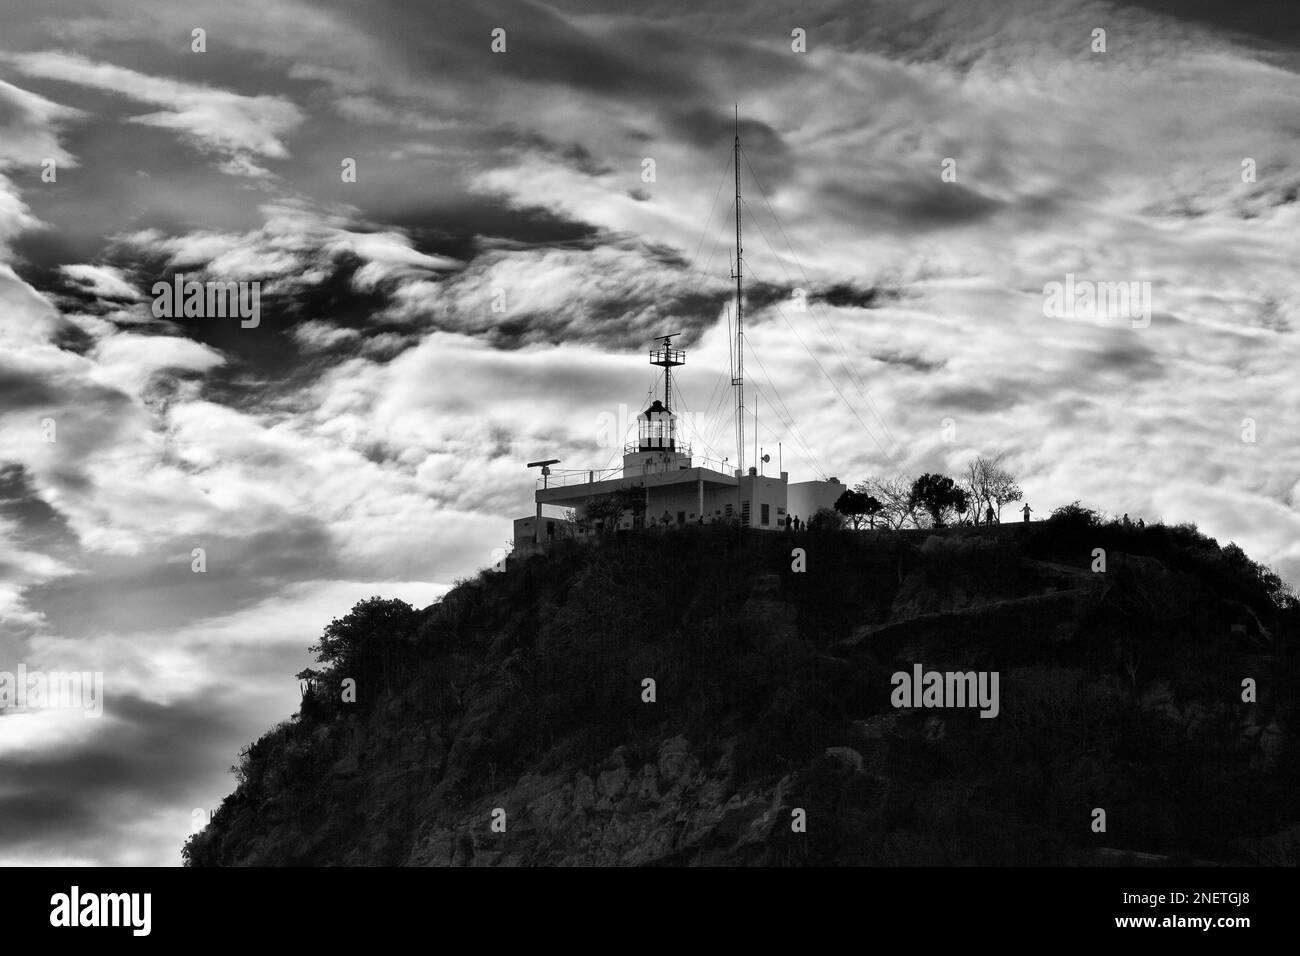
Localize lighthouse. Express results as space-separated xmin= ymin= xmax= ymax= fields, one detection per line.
xmin=624 ymin=334 xmax=692 ymax=478
xmin=512 ymin=333 xmax=845 ymax=547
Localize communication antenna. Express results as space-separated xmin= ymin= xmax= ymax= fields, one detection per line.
xmin=650 ymin=332 xmax=684 ymax=410
xmin=730 ymin=104 xmax=745 ymax=474
xmin=526 ymin=458 xmax=561 ymax=488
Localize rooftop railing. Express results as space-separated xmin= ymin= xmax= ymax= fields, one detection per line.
xmin=622 ymin=441 xmax=693 ymax=456
xmin=649 ymin=346 xmax=684 ymax=367
xmin=537 ymin=450 xmax=735 ymax=488
xmin=537 ymin=467 xmax=622 ymax=489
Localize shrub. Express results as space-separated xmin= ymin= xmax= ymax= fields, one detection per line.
xmin=1048 ymin=500 xmax=1101 ymax=528
xmin=807 ymin=506 xmax=846 ymax=531
xmin=296 ymin=596 xmax=420 ymax=713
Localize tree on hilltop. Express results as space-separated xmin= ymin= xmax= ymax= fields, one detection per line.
xmin=856 ymin=477 xmax=919 ymax=529
xmin=963 ymin=455 xmax=1022 ymax=523
xmin=834 ymin=488 xmax=883 ymax=529
xmin=908 ymin=473 xmax=969 ymax=528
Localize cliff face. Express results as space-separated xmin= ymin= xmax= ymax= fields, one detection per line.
xmin=184 ymin=520 xmax=1300 ymax=866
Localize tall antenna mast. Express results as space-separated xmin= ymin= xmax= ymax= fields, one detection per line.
xmin=731 ymin=104 xmax=745 ymax=474
xmin=650 ymin=332 xmax=684 ymax=412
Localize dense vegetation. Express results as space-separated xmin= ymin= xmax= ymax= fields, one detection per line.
xmin=184 ymin=512 xmax=1300 ymax=866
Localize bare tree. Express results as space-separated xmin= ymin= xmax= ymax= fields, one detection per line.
xmin=963 ymin=455 xmax=1023 ymax=523
xmin=857 ymin=477 xmax=921 ymax=529
xmin=962 ymin=458 xmax=985 ymax=524
xmin=985 ymin=458 xmax=1023 ymax=522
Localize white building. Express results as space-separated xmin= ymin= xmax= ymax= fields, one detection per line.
xmin=514 ymin=337 xmax=843 ymax=547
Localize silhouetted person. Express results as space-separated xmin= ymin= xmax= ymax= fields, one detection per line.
xmin=1122 ymin=513 xmax=1131 ymax=527
xmin=985 ymin=504 xmax=995 ymax=526
xmin=1137 ymin=517 xmax=1145 ymax=528
xmin=1022 ymin=503 xmax=1032 ymax=523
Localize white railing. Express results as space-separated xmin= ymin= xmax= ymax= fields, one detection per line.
xmin=537 ymin=452 xmax=735 ymax=489
xmin=537 ymin=467 xmax=622 ymax=489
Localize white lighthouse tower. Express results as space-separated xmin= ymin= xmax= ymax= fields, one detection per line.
xmin=623 ymin=334 xmax=692 ymax=478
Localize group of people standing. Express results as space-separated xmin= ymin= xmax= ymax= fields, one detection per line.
xmin=976 ymin=503 xmax=1033 ymax=525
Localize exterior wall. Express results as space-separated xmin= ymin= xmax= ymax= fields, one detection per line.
xmin=644 ymin=483 xmax=735 ymax=526
xmin=622 ymin=448 xmax=692 ymax=478
xmin=537 ymin=467 xmax=725 ymax=509
xmin=512 ymin=515 xmax=577 ymax=546
xmin=735 ymin=472 xmax=789 ymax=529
xmin=787 ymin=479 xmax=846 ymax=525
xmin=590 ymin=480 xmax=789 ymax=530
xmin=513 ymin=516 xmax=536 ymax=547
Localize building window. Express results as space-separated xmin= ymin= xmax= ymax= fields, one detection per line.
xmin=761 ymin=503 xmax=770 ymax=525
xmin=724 ymin=504 xmax=733 ymax=517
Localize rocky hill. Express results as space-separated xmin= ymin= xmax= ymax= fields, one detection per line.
xmin=183 ymin=512 xmax=1300 ymax=866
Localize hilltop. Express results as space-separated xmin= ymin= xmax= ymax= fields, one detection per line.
xmin=183 ymin=512 xmax=1300 ymax=866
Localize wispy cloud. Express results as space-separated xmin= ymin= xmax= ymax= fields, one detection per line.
xmin=2 ymin=51 xmax=303 ymax=177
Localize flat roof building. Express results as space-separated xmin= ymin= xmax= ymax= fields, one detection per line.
xmin=514 ymin=335 xmax=843 ymax=548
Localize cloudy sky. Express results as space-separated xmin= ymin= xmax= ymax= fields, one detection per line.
xmin=1 ymin=0 xmax=1298 ymax=865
